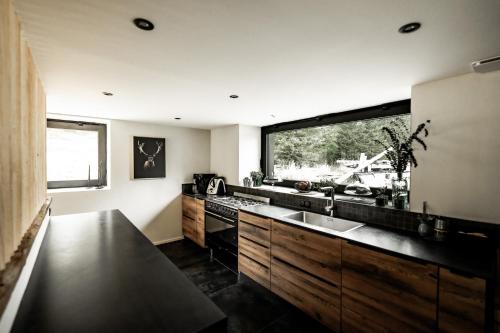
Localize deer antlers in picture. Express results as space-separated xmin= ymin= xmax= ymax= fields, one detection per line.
xmin=137 ymin=140 xmax=163 ymax=168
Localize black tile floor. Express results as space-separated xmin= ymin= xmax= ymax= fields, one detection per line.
xmin=157 ymin=239 xmax=332 ymax=333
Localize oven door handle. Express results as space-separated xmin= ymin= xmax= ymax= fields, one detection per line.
xmin=205 ymin=211 xmax=236 ymax=224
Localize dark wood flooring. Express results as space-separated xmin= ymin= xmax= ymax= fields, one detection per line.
xmin=157 ymin=239 xmax=332 ymax=333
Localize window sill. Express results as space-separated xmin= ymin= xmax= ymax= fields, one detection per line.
xmin=47 ymin=186 xmax=111 ymax=194
xmin=236 ymin=184 xmax=410 ymax=211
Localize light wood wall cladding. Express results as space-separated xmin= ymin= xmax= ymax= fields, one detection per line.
xmin=496 ymin=249 xmax=500 ymax=333
xmin=0 ymin=0 xmax=47 ymax=270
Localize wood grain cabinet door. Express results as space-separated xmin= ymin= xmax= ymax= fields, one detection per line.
xmin=238 ymin=212 xmax=272 ymax=288
xmin=182 ymin=216 xmax=196 ymax=242
xmin=341 ymin=240 xmax=438 ymax=333
xmin=271 ymin=257 xmax=341 ymax=331
xmin=271 ymin=220 xmax=341 ymax=286
xmin=182 ymin=195 xmax=196 ymax=220
xmin=438 ymin=268 xmax=486 ymax=333
xmin=195 ymin=199 xmax=205 ymax=247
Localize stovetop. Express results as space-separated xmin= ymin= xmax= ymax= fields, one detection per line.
xmin=208 ymin=196 xmax=263 ymax=209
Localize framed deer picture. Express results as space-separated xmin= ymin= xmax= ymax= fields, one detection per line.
xmin=133 ymin=136 xmax=166 ymax=179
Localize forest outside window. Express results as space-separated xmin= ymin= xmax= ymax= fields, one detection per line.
xmin=262 ymin=102 xmax=411 ymax=196
xmin=47 ymin=119 xmax=107 ymax=189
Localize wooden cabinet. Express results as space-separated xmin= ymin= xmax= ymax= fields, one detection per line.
xmin=270 ymin=220 xmax=341 ymax=331
xmin=438 ymin=268 xmax=486 ymax=333
xmin=271 ymin=257 xmax=340 ymax=331
xmin=182 ymin=195 xmax=196 ymax=220
xmin=238 ymin=212 xmax=271 ymax=288
xmin=181 ymin=195 xmax=205 ymax=247
xmin=195 ymin=198 xmax=205 ymax=247
xmin=341 ymin=240 xmax=438 ymax=333
xmin=237 ymin=211 xmax=493 ymax=333
xmin=271 ymin=220 xmax=341 ymax=286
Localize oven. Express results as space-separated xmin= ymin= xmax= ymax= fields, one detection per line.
xmin=204 ymin=201 xmax=238 ymax=272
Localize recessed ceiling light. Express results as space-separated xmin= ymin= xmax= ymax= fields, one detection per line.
xmin=133 ymin=18 xmax=154 ymax=31
xmin=229 ymin=94 xmax=239 ymax=99
xmin=398 ymin=22 xmax=421 ymax=34
xmin=174 ymin=117 xmax=181 ymax=120
xmin=102 ymin=91 xmax=113 ymax=96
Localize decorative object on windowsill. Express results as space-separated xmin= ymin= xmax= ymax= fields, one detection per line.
xmin=263 ymin=174 xmax=281 ymax=187
xmin=417 ymin=201 xmax=434 ymax=237
xmin=434 ymin=217 xmax=449 ymax=242
xmin=250 ymin=171 xmax=264 ymax=187
xmin=243 ymin=177 xmax=252 ymax=187
xmin=133 ymin=136 xmax=166 ymax=179
xmin=375 ymin=186 xmax=389 ymax=206
xmin=344 ymin=182 xmax=372 ymax=196
xmin=294 ymin=180 xmax=312 ymax=193
xmin=87 ymin=164 xmax=91 ymax=188
xmin=375 ymin=119 xmax=431 ymax=210
xmin=96 ymin=160 xmax=106 ymax=189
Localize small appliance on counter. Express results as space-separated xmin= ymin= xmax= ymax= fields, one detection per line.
xmin=206 ymin=177 xmax=226 ymax=195
xmin=193 ymin=173 xmax=216 ymax=194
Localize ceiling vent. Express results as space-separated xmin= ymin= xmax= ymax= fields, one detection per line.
xmin=471 ymin=56 xmax=500 ymax=73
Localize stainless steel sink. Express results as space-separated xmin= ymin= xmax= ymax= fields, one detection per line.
xmin=281 ymin=211 xmax=364 ymax=233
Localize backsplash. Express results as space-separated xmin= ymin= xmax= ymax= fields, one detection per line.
xmin=226 ymin=184 xmax=500 ymax=238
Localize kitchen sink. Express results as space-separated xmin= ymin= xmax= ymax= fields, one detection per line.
xmin=281 ymin=211 xmax=364 ymax=233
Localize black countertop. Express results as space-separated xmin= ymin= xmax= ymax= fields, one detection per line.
xmin=240 ymin=205 xmax=496 ymax=279
xmin=12 ymin=210 xmax=226 ymax=333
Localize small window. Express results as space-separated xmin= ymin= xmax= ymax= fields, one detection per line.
xmin=47 ymin=119 xmax=107 ymax=189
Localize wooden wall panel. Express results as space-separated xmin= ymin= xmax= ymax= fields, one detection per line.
xmin=496 ymin=249 xmax=500 ymax=333
xmin=0 ymin=0 xmax=47 ymax=270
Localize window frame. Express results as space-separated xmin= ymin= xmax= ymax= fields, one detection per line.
xmin=47 ymin=119 xmax=107 ymax=189
xmin=260 ymin=99 xmax=411 ymax=187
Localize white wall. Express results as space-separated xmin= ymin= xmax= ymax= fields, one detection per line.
xmin=210 ymin=125 xmax=239 ymax=184
xmin=411 ymin=71 xmax=500 ymax=224
xmin=210 ymin=124 xmax=261 ymax=185
xmin=238 ymin=125 xmax=261 ymax=184
xmin=49 ymin=119 xmax=211 ymax=244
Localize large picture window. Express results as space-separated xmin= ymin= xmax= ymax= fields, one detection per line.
xmin=47 ymin=119 xmax=107 ymax=189
xmin=261 ymin=100 xmax=411 ymax=194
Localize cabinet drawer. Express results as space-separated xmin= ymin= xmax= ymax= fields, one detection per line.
xmin=182 ymin=216 xmax=196 ymax=241
xmin=239 ymin=235 xmax=270 ymax=268
xmin=438 ymin=268 xmax=485 ymax=333
xmin=271 ymin=221 xmax=341 ymax=285
xmin=182 ymin=195 xmax=196 ymax=220
xmin=271 ymin=257 xmax=340 ymax=331
xmin=239 ymin=253 xmax=270 ymax=289
xmin=239 ymin=212 xmax=271 ymax=230
xmin=239 ymin=220 xmax=270 ymax=248
xmin=342 ymin=240 xmax=438 ymax=333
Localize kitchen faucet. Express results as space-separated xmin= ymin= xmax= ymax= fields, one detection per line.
xmin=321 ymin=186 xmax=336 ymax=216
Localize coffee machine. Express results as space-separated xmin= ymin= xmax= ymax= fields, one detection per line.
xmin=192 ymin=174 xmax=216 ymax=194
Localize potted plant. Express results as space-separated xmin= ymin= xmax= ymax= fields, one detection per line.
xmin=250 ymin=171 xmax=264 ymax=187
xmin=375 ymin=118 xmax=431 ymax=209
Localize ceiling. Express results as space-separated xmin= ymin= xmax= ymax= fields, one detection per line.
xmin=14 ymin=0 xmax=500 ymax=129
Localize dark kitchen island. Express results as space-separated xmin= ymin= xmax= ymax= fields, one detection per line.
xmin=11 ymin=210 xmax=227 ymax=333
